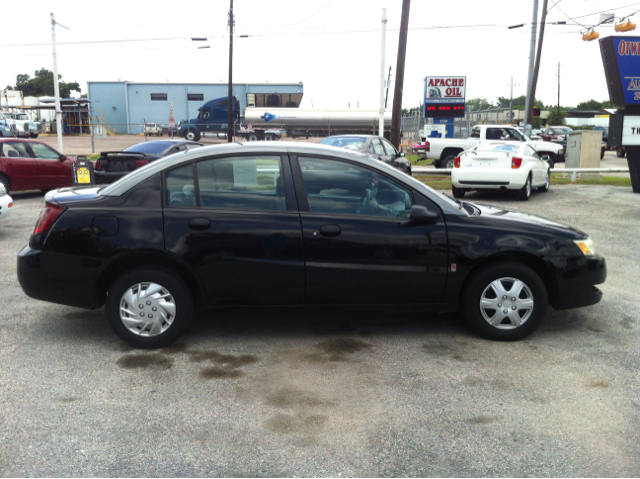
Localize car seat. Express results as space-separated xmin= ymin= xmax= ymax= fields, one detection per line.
xmin=7 ymin=150 xmax=18 ymax=157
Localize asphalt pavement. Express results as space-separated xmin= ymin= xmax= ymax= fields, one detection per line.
xmin=1 ymin=184 xmax=639 ymax=477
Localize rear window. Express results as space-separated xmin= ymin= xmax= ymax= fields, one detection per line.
xmin=124 ymin=142 xmax=179 ymax=154
xmin=319 ymin=137 xmax=365 ymax=151
xmin=476 ymin=143 xmax=519 ymax=153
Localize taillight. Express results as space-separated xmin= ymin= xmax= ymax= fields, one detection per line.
xmin=95 ymin=159 xmax=102 ymax=170
xmin=454 ymin=157 xmax=460 ymax=168
xmin=511 ymin=157 xmax=523 ymax=169
xmin=425 ymin=141 xmax=430 ymax=151
xmin=34 ymin=203 xmax=66 ymax=235
xmin=135 ymin=159 xmax=149 ymax=169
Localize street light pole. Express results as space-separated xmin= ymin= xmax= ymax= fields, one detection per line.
xmin=50 ymin=13 xmax=64 ymax=153
xmin=227 ymin=0 xmax=234 ymax=143
xmin=524 ymin=0 xmax=539 ymax=129
xmin=378 ymin=8 xmax=387 ymax=137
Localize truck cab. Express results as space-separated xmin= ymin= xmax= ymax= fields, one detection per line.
xmin=178 ymin=97 xmax=239 ymax=141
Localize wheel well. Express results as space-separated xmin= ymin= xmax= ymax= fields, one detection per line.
xmin=95 ymin=253 xmax=207 ymax=308
xmin=441 ymin=148 xmax=463 ymax=160
xmin=0 ymin=173 xmax=10 ymax=189
xmin=459 ymin=253 xmax=558 ymax=308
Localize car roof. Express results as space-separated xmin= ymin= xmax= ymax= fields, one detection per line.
xmin=321 ymin=135 xmax=379 ymax=139
xmin=100 ymin=141 xmax=463 ymax=216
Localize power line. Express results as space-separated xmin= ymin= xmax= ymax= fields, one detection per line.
xmin=268 ymin=0 xmax=332 ymax=28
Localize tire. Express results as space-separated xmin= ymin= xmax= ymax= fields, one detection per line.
xmin=30 ymin=133 xmax=39 ymax=139
xmin=537 ymin=169 xmax=550 ymax=192
xmin=517 ymin=174 xmax=532 ymax=201
xmin=616 ymin=147 xmax=626 ymax=158
xmin=442 ymin=154 xmax=456 ymax=169
xmin=106 ymin=267 xmax=193 ymax=348
xmin=0 ymin=176 xmax=10 ymax=194
xmin=452 ymin=185 xmax=465 ymax=198
xmin=461 ymin=261 xmax=548 ymax=341
xmin=247 ymin=133 xmax=259 ymax=142
xmin=264 ymin=133 xmax=274 ymax=141
xmin=184 ymin=129 xmax=200 ymax=142
xmin=158 ymin=132 xmax=163 ymax=137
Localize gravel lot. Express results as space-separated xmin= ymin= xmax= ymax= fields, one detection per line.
xmin=1 ymin=179 xmax=639 ymax=476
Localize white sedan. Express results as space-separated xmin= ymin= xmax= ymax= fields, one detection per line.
xmin=0 ymin=183 xmax=13 ymax=223
xmin=451 ymin=141 xmax=551 ymax=201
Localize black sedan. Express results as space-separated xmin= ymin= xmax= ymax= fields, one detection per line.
xmin=319 ymin=135 xmax=412 ymax=175
xmin=94 ymin=139 xmax=203 ymax=184
xmin=17 ymin=143 xmax=605 ymax=348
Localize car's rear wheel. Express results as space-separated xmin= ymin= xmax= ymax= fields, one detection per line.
xmin=462 ymin=262 xmax=548 ymax=340
xmin=106 ymin=267 xmax=193 ymax=348
xmin=442 ymin=154 xmax=456 ymax=169
xmin=616 ymin=147 xmax=626 ymax=158
xmin=264 ymin=133 xmax=274 ymax=141
xmin=537 ymin=169 xmax=550 ymax=192
xmin=517 ymin=175 xmax=532 ymax=201
xmin=452 ymin=185 xmax=465 ymax=198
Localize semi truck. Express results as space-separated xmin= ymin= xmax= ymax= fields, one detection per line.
xmin=177 ymin=96 xmax=393 ymax=141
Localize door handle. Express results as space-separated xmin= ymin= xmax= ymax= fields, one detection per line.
xmin=319 ymin=224 xmax=341 ymax=237
xmin=188 ymin=218 xmax=210 ymax=230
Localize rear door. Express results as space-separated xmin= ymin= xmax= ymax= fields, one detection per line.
xmin=292 ymin=154 xmax=448 ymax=304
xmin=0 ymin=141 xmax=40 ymax=190
xmin=162 ymin=153 xmax=304 ymax=305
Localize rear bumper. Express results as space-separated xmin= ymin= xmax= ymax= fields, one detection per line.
xmin=452 ymin=167 xmax=529 ymax=190
xmin=17 ymin=246 xmax=102 ymax=309
xmin=551 ymin=255 xmax=607 ymax=310
xmin=94 ymin=170 xmax=128 ymax=184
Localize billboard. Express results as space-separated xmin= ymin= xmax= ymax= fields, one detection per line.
xmin=424 ymin=76 xmax=466 ymax=118
xmin=600 ymin=36 xmax=640 ymax=108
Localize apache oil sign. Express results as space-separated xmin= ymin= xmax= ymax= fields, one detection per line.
xmin=423 ymin=76 xmax=466 ymax=118
xmin=600 ymin=36 xmax=640 ymax=107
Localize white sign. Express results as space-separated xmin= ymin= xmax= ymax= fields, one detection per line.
xmin=424 ymin=76 xmax=466 ymax=103
xmin=622 ymin=116 xmax=640 ymax=145
xmin=233 ymin=160 xmax=258 ymax=187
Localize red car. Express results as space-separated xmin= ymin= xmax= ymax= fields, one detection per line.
xmin=540 ymin=126 xmax=573 ymax=142
xmin=0 ymin=139 xmax=73 ymax=193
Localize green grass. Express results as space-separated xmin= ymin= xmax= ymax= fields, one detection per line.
xmin=406 ymin=154 xmax=433 ymax=166
xmin=415 ymin=174 xmax=632 ymax=190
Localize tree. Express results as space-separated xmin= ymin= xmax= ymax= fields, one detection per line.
xmin=466 ymin=98 xmax=494 ymax=112
xmin=546 ymin=109 xmax=567 ymax=126
xmin=8 ymin=68 xmax=81 ymax=98
xmin=497 ymin=95 xmax=526 ymax=109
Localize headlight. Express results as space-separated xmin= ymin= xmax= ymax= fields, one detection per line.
xmin=574 ymin=237 xmax=596 ymax=256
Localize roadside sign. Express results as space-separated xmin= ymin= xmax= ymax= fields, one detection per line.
xmin=423 ymin=76 xmax=466 ymax=118
xmin=93 ymin=125 xmax=107 ymax=139
xmin=169 ymin=101 xmax=175 ymax=128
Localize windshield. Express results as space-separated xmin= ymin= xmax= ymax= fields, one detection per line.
xmin=319 ymin=137 xmax=365 ymax=151
xmin=555 ymin=128 xmax=572 ymax=134
xmin=15 ymin=114 xmax=28 ymax=120
xmin=124 ymin=142 xmax=177 ymax=154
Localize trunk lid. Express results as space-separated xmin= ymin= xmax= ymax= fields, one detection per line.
xmin=462 ymin=150 xmax=514 ymax=168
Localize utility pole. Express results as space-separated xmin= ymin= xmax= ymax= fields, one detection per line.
xmin=528 ymin=0 xmax=549 ymax=123
xmin=227 ymin=0 xmax=234 ymax=143
xmin=50 ymin=13 xmax=64 ymax=153
xmin=524 ymin=0 xmax=539 ymax=129
xmin=378 ymin=8 xmax=387 ymax=137
xmin=384 ymin=66 xmax=392 ymax=108
xmin=509 ymin=76 xmax=513 ymax=123
xmin=390 ymin=0 xmax=411 ymax=148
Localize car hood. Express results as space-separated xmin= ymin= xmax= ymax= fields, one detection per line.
xmin=530 ymin=140 xmax=563 ymax=153
xmin=470 ymin=201 xmax=587 ymax=239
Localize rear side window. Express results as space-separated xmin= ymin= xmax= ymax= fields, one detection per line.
xmin=2 ymin=141 xmax=31 ymax=158
xmin=197 ymin=156 xmax=285 ymax=211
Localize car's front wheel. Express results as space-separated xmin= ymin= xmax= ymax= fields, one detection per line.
xmin=462 ymin=262 xmax=548 ymax=340
xmin=184 ymin=129 xmax=200 ymax=141
xmin=106 ymin=267 xmax=193 ymax=348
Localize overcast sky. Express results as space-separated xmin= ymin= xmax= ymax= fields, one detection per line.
xmin=2 ymin=0 xmax=638 ymax=110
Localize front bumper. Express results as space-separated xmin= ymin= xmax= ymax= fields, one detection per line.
xmin=550 ymin=255 xmax=606 ymax=310
xmin=17 ymin=246 xmax=102 ymax=309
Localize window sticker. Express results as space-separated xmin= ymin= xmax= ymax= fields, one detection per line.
xmin=233 ymin=160 xmax=258 ymax=187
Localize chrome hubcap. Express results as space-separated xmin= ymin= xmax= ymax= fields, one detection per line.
xmin=479 ymin=277 xmax=534 ymax=330
xmin=526 ymin=178 xmax=531 ymax=196
xmin=119 ymin=282 xmax=176 ymax=337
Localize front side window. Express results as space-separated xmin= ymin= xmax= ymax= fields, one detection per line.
xmin=371 ymin=139 xmax=386 ymax=155
xmin=197 ymin=156 xmax=285 ymax=211
xmin=298 ymin=157 xmax=413 ymax=218
xmin=381 ymin=138 xmax=398 ymax=156
xmin=30 ymin=142 xmax=60 ymax=159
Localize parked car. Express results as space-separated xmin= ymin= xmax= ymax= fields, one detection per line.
xmin=451 ymin=142 xmax=552 ymax=200
xmin=17 ymin=142 xmax=606 ymax=348
xmin=0 ymin=183 xmax=13 ymax=223
xmin=540 ymin=126 xmax=573 ymax=142
xmin=517 ymin=127 xmax=541 ymax=141
xmin=94 ymin=140 xmax=203 ymax=184
xmin=0 ymin=139 xmax=74 ymax=193
xmin=319 ymin=135 xmax=411 ymax=174
xmin=144 ymin=123 xmax=163 ymax=137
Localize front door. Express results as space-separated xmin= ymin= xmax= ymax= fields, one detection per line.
xmin=28 ymin=142 xmax=70 ymax=188
xmin=292 ymin=155 xmax=448 ymax=304
xmin=162 ymin=154 xmax=304 ymax=305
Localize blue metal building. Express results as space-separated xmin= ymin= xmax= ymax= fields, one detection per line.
xmin=87 ymin=81 xmax=304 ymax=135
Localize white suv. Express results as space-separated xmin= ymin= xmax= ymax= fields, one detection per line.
xmin=144 ymin=123 xmax=163 ymax=136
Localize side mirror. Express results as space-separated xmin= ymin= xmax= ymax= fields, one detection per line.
xmin=399 ymin=152 xmax=405 ymax=157
xmin=59 ymin=154 xmax=66 ymax=161
xmin=409 ymin=205 xmax=439 ymax=224
xmin=541 ymin=155 xmax=550 ymax=162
